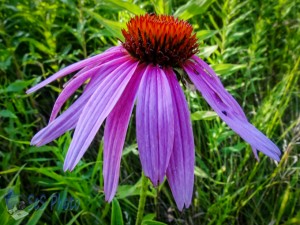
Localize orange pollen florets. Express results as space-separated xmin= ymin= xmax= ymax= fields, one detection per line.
xmin=122 ymin=14 xmax=199 ymax=67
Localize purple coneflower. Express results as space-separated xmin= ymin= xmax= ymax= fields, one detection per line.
xmin=27 ymin=14 xmax=281 ymax=210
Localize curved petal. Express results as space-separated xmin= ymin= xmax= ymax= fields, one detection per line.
xmin=190 ymin=56 xmax=260 ymax=158
xmin=103 ymin=63 xmax=146 ymax=202
xmin=31 ymin=76 xmax=103 ymax=146
xmin=31 ymin=58 xmax=132 ymax=147
xmin=62 ymin=64 xmax=94 ymax=89
xmin=49 ymin=55 xmax=130 ymax=122
xmin=190 ymin=55 xmax=247 ymax=120
xmin=165 ymin=68 xmax=195 ymax=211
xmin=64 ymin=59 xmax=139 ymax=171
xmin=136 ymin=65 xmax=174 ymax=186
xmin=26 ymin=46 xmax=125 ymax=94
xmin=183 ymin=60 xmax=281 ymax=161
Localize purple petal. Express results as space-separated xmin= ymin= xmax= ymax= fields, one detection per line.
xmin=31 ymin=57 xmax=132 ymax=146
xmin=62 ymin=64 xmax=94 ymax=89
xmin=103 ymin=63 xmax=146 ymax=202
xmin=192 ymin=55 xmax=259 ymax=160
xmin=64 ymin=59 xmax=139 ymax=171
xmin=136 ymin=65 xmax=174 ymax=186
xmin=165 ymin=68 xmax=195 ymax=211
xmin=184 ymin=60 xmax=281 ymax=161
xmin=190 ymin=56 xmax=262 ymax=157
xmin=191 ymin=55 xmax=247 ymax=120
xmin=49 ymin=55 xmax=130 ymax=122
xmin=31 ymin=86 xmax=93 ymax=146
xmin=26 ymin=46 xmax=125 ymax=94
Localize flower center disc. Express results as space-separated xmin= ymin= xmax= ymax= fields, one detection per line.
xmin=122 ymin=14 xmax=199 ymax=67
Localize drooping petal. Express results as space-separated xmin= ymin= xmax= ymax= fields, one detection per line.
xmin=31 ymin=81 xmax=96 ymax=147
xmin=49 ymin=56 xmax=130 ymax=122
xmin=136 ymin=65 xmax=174 ymax=186
xmin=103 ymin=63 xmax=146 ymax=202
xmin=26 ymin=46 xmax=125 ymax=94
xmin=165 ymin=68 xmax=195 ymax=211
xmin=31 ymin=58 xmax=131 ymax=146
xmin=184 ymin=60 xmax=281 ymax=161
xmin=190 ymin=55 xmax=247 ymax=120
xmin=190 ymin=55 xmax=260 ymax=158
xmin=64 ymin=59 xmax=139 ymax=171
xmin=62 ymin=64 xmax=94 ymax=89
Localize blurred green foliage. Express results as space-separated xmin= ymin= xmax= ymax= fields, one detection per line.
xmin=0 ymin=0 xmax=299 ymax=224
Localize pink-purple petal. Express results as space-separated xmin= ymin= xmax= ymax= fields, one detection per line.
xmin=190 ymin=56 xmax=261 ymax=158
xmin=31 ymin=82 xmax=97 ymax=147
xmin=62 ymin=64 xmax=94 ymax=89
xmin=184 ymin=61 xmax=281 ymax=161
xmin=103 ymin=63 xmax=146 ymax=202
xmin=31 ymin=57 xmax=132 ymax=147
xmin=136 ymin=65 xmax=174 ymax=186
xmin=165 ymin=68 xmax=195 ymax=211
xmin=49 ymin=55 xmax=130 ymax=122
xmin=64 ymin=59 xmax=139 ymax=171
xmin=26 ymin=46 xmax=125 ymax=94
xmin=191 ymin=55 xmax=247 ymax=120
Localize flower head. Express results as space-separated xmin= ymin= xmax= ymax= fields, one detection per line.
xmin=122 ymin=14 xmax=198 ymax=66
xmin=27 ymin=14 xmax=281 ymax=210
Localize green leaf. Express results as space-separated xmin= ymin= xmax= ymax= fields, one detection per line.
xmin=142 ymin=220 xmax=167 ymax=225
xmin=122 ymin=144 xmax=138 ymax=156
xmin=84 ymin=9 xmax=125 ymax=41
xmin=19 ymin=38 xmax=54 ymax=55
xmin=117 ymin=185 xmax=139 ymax=199
xmin=199 ymin=45 xmax=218 ymax=58
xmin=65 ymin=210 xmax=84 ymax=225
xmin=150 ymin=0 xmax=172 ymax=14
xmin=111 ymin=199 xmax=123 ymax=225
xmin=4 ymin=79 xmax=35 ymax=93
xmin=174 ymin=0 xmax=215 ymax=20
xmin=211 ymin=64 xmax=247 ymax=75
xmin=0 ymin=110 xmax=17 ymax=119
xmin=222 ymin=143 xmax=246 ymax=153
xmin=194 ymin=166 xmax=209 ymax=178
xmin=142 ymin=213 xmax=156 ymax=221
xmin=0 ymin=49 xmax=12 ymax=70
xmin=196 ymin=30 xmax=217 ymax=41
xmin=191 ymin=111 xmax=218 ymax=121
xmin=106 ymin=0 xmax=146 ymax=15
xmin=140 ymin=208 xmax=164 ymax=224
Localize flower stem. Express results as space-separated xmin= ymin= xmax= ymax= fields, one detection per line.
xmin=135 ymin=173 xmax=148 ymax=225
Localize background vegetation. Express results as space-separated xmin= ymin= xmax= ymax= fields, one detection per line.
xmin=0 ymin=0 xmax=299 ymax=224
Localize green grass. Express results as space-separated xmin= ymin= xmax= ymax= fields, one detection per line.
xmin=0 ymin=0 xmax=299 ymax=224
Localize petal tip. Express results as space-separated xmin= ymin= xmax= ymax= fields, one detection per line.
xmin=177 ymin=205 xmax=184 ymax=212
xmin=30 ymin=140 xmax=36 ymax=146
xmin=63 ymin=161 xmax=70 ymax=172
xmin=26 ymin=86 xmax=39 ymax=94
xmin=105 ymin=194 xmax=114 ymax=203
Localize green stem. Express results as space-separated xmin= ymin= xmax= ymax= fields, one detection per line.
xmin=135 ymin=173 xmax=148 ymax=225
